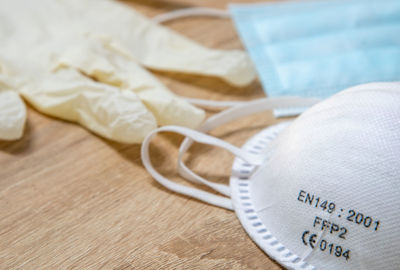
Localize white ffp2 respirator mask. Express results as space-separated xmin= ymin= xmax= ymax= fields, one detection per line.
xmin=141 ymin=82 xmax=400 ymax=270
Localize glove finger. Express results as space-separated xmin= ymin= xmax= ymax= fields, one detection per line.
xmin=20 ymin=69 xmax=157 ymax=143
xmin=64 ymin=0 xmax=256 ymax=87
xmin=104 ymin=54 xmax=207 ymax=129
xmin=0 ymin=91 xmax=26 ymax=140
xmin=137 ymin=88 xmax=205 ymax=129
xmin=55 ymin=40 xmax=205 ymax=129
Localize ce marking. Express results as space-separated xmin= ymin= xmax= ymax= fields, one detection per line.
xmin=302 ymin=230 xmax=318 ymax=249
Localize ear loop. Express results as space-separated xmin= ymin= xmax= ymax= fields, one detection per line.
xmin=177 ymin=97 xmax=320 ymax=195
xmin=153 ymin=7 xmax=230 ymax=24
xmin=141 ymin=97 xmax=320 ymax=210
xmin=141 ymin=125 xmax=263 ymax=210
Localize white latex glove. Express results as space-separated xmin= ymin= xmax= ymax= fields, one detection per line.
xmin=0 ymin=88 xmax=26 ymax=140
xmin=0 ymin=63 xmax=26 ymax=140
xmin=64 ymin=0 xmax=256 ymax=87
xmin=0 ymin=0 xmax=256 ymax=143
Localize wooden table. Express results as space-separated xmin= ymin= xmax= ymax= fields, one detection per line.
xmin=0 ymin=1 xmax=284 ymax=269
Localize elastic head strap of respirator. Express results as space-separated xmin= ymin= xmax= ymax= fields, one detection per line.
xmin=141 ymin=97 xmax=320 ymax=210
xmin=152 ymin=7 xmax=230 ymax=24
xmin=141 ymin=125 xmax=262 ymax=210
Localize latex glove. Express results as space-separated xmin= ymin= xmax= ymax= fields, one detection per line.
xmin=0 ymin=59 xmax=25 ymax=140
xmin=0 ymin=0 xmax=255 ymax=143
xmin=0 ymin=81 xmax=26 ymax=140
xmin=0 ymin=33 xmax=204 ymax=143
xmin=64 ymin=0 xmax=256 ymax=87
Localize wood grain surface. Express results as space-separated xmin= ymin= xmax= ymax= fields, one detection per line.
xmin=0 ymin=1 xmax=285 ymax=269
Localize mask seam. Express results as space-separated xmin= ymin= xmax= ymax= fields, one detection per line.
xmin=231 ymin=122 xmax=316 ymax=270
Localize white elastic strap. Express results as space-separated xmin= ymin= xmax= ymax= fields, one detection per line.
xmin=141 ymin=126 xmax=264 ymax=210
xmin=152 ymin=7 xmax=230 ymax=24
xmin=177 ymin=97 xmax=321 ymax=187
xmin=184 ymin=97 xmax=245 ymax=109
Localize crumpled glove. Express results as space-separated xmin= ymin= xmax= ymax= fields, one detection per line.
xmin=0 ymin=0 xmax=256 ymax=143
xmin=0 ymin=77 xmax=26 ymax=140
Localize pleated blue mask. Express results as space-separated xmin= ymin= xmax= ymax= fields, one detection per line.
xmin=230 ymin=0 xmax=400 ymax=116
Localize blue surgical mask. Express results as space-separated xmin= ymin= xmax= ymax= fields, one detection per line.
xmin=230 ymin=0 xmax=400 ymax=116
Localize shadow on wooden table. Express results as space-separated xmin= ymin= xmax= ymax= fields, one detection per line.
xmin=121 ymin=0 xmax=193 ymax=11
xmin=103 ymin=120 xmax=270 ymax=202
xmin=103 ymin=130 xmax=236 ymax=199
xmin=153 ymin=70 xmax=264 ymax=99
xmin=0 ymin=119 xmax=33 ymax=155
